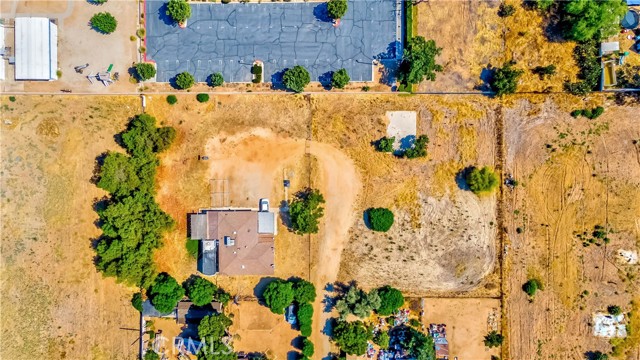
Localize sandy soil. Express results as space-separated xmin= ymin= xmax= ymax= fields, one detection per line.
xmin=423 ymin=297 xmax=501 ymax=359
xmin=504 ymin=95 xmax=640 ymax=359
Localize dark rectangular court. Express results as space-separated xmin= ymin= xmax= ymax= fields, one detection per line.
xmin=145 ymin=0 xmax=401 ymax=84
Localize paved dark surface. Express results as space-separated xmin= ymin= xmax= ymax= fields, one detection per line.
xmin=145 ymin=0 xmax=401 ymax=84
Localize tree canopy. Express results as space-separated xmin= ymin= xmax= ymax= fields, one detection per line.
xmin=283 ymin=65 xmax=311 ymax=93
xmin=331 ymin=68 xmax=350 ymax=89
xmin=197 ymin=313 xmax=236 ymax=360
xmin=367 ymin=208 xmax=394 ymax=232
xmin=175 ymin=71 xmax=195 ymax=90
xmin=399 ymin=327 xmax=436 ymax=360
xmin=327 ymin=0 xmax=348 ymax=19
xmin=403 ymin=135 xmax=429 ymax=159
xmin=608 ymin=305 xmax=622 ymax=316
xmin=522 ymin=278 xmax=543 ymax=297
xmin=132 ymin=293 xmax=143 ymax=312
xmin=332 ymin=321 xmax=372 ymax=355
xmin=209 ymin=72 xmax=224 ymax=87
xmin=90 ymin=12 xmax=118 ymax=34
xmin=289 ymin=188 xmax=325 ymax=234
xmin=375 ymin=137 xmax=395 ymax=153
xmin=148 ymin=273 xmax=185 ymax=314
xmin=166 ymin=0 xmax=192 ymax=23
xmin=293 ymin=280 xmax=317 ymax=304
xmin=465 ymin=166 xmax=499 ymax=195
xmin=373 ymin=331 xmax=390 ymax=349
xmin=399 ymin=36 xmax=442 ymax=85
xmin=561 ymin=0 xmax=627 ymax=42
xmin=298 ymin=302 xmax=314 ymax=337
xmin=376 ymin=286 xmax=404 ymax=315
xmin=263 ymin=280 xmax=295 ymax=314
xmin=483 ymin=331 xmax=504 ymax=348
xmin=97 ymin=152 xmax=141 ymax=196
xmin=335 ymin=284 xmax=381 ymax=319
xmin=301 ymin=338 xmax=315 ymax=357
xmin=490 ymin=62 xmax=523 ymax=96
xmin=184 ymin=276 xmax=217 ymax=306
xmin=135 ymin=63 xmax=156 ymax=81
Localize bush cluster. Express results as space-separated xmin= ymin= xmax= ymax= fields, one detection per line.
xmin=196 ymin=93 xmax=210 ymax=103
xmin=289 ymin=188 xmax=325 ymax=234
xmin=465 ymin=166 xmax=499 ymax=195
xmin=335 ymin=284 xmax=404 ymax=319
xmin=262 ymin=278 xmax=316 ymax=337
xmin=209 ymin=72 xmax=224 ymax=87
xmin=332 ymin=320 xmax=372 ymax=355
xmin=166 ymin=0 xmax=191 ymax=24
xmin=403 ymin=134 xmax=429 ymax=159
xmin=483 ymin=330 xmax=504 ymax=348
xmin=94 ymin=114 xmax=176 ymax=287
xmin=375 ymin=136 xmax=395 ymax=153
xmin=331 ymin=68 xmax=350 ymax=89
xmin=570 ymin=106 xmax=604 ymax=120
xmin=166 ymin=95 xmax=178 ymax=105
xmin=283 ymin=65 xmax=311 ymax=93
xmin=327 ymin=0 xmax=348 ymax=20
xmin=490 ymin=61 xmax=524 ymax=96
xmin=175 ymin=71 xmax=195 ymax=90
xmin=532 ymin=64 xmax=556 ymax=79
xmin=399 ymin=36 xmax=442 ymax=86
xmin=90 ymin=12 xmax=117 ymax=34
xmin=367 ymin=208 xmax=394 ymax=232
xmin=197 ymin=313 xmax=236 ymax=360
xmin=522 ymin=278 xmax=544 ymax=297
xmin=134 ymin=62 xmax=156 ymax=81
xmin=564 ymin=40 xmax=600 ymax=95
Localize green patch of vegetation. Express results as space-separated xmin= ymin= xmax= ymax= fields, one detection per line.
xmin=532 ymin=64 xmax=556 ymax=79
xmin=197 ymin=313 xmax=236 ymax=360
xmin=403 ymin=134 xmax=429 ymax=159
xmin=375 ymin=136 xmax=395 ymax=152
xmin=373 ymin=330 xmax=390 ymax=349
xmin=367 ymin=208 xmax=395 ymax=232
xmin=131 ymin=293 xmax=143 ymax=312
xmin=399 ymin=327 xmax=436 ymax=360
xmin=608 ymin=305 xmax=622 ymax=316
xmin=196 ymin=93 xmax=210 ymax=103
xmin=576 ymin=224 xmax=610 ymax=247
xmin=184 ymin=275 xmax=216 ymax=306
xmin=144 ymin=351 xmax=160 ymax=360
xmin=331 ymin=68 xmax=350 ymax=89
xmin=564 ymin=40 xmax=600 ymax=95
xmin=465 ymin=166 xmax=499 ymax=194
xmin=134 ymin=62 xmax=156 ymax=81
xmin=175 ymin=71 xmax=195 ymax=89
xmin=376 ymin=285 xmax=404 ymax=315
xmin=399 ymin=36 xmax=442 ymax=86
xmin=148 ymin=273 xmax=185 ymax=313
xmin=327 ymin=0 xmax=348 ymax=20
xmin=335 ymin=284 xmax=380 ymax=319
xmin=90 ymin=12 xmax=117 ymax=34
xmin=166 ymin=94 xmax=178 ymax=105
xmin=166 ymin=0 xmax=192 ymax=24
xmin=264 ymin=279 xmax=294 ymax=314
xmin=301 ymin=337 xmax=315 ymax=357
xmin=332 ymin=320 xmax=372 ymax=355
xmin=251 ymin=64 xmax=263 ymax=83
xmin=570 ymin=106 xmax=604 ymax=120
xmin=293 ymin=280 xmax=317 ymax=304
xmin=498 ymin=3 xmax=516 ymax=17
xmin=490 ymin=61 xmax=524 ymax=96
xmin=209 ymin=72 xmax=224 ymax=87
xmin=289 ymin=188 xmax=325 ymax=234
xmin=186 ymin=239 xmax=199 ymax=259
xmin=404 ymin=1 xmax=415 ymax=42
xmin=561 ymin=0 xmax=627 ymax=42
xmin=283 ymin=65 xmax=311 ymax=93
xmin=522 ymin=278 xmax=544 ymax=297
xmin=9 ymin=96 xmax=16 ymax=102
xmin=136 ymin=28 xmax=145 ymax=38
xmin=298 ymin=302 xmax=313 ymax=337
xmin=483 ymin=330 xmax=504 ymax=348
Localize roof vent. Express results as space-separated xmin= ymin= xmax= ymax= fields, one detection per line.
xmin=224 ymin=236 xmax=235 ymax=246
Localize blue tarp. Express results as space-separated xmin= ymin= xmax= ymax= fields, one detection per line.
xmin=627 ymin=0 xmax=640 ymax=6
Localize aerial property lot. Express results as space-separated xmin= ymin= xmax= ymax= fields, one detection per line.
xmin=145 ymin=0 xmax=400 ymax=83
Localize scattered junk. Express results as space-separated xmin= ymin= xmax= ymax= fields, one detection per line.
xmin=618 ymin=249 xmax=638 ymax=264
xmin=429 ymin=324 xmax=449 ymax=360
xmin=593 ymin=313 xmax=627 ymax=338
xmin=487 ymin=308 xmax=499 ymax=332
xmin=283 ymin=179 xmax=290 ymax=188
xmin=60 ymin=89 xmax=72 ymax=93
xmin=504 ymin=174 xmax=517 ymax=189
xmin=74 ymin=63 xmax=89 ymax=74
xmin=393 ymin=308 xmax=410 ymax=327
xmin=86 ymin=64 xmax=117 ymax=86
xmin=600 ymin=42 xmax=620 ymax=89
xmin=198 ymin=155 xmax=209 ymax=160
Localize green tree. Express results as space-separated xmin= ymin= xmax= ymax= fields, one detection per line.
xmin=401 ymin=328 xmax=435 ymax=360
xmin=531 ymin=0 xmax=554 ymax=11
xmin=562 ymin=0 xmax=627 ymax=42
xmin=607 ymin=305 xmax=622 ymax=316
xmin=403 ymin=135 xmax=429 ymax=159
xmin=532 ymin=64 xmax=556 ymax=79
xmin=148 ymin=273 xmax=185 ymax=314
xmin=564 ymin=40 xmax=600 ymax=95
xmin=367 ymin=208 xmax=394 ymax=232
xmin=97 ymin=152 xmax=141 ymax=196
xmin=132 ymin=292 xmax=143 ymax=312
xmin=335 ymin=285 xmax=380 ymax=319
xmin=144 ymin=351 xmax=160 ymax=360
xmin=196 ymin=93 xmax=210 ymax=103
xmin=399 ymin=36 xmax=443 ymax=85
xmin=166 ymin=0 xmax=192 ymax=24
xmin=263 ymin=280 xmax=294 ymax=314
xmin=293 ymin=280 xmax=317 ymax=304
xmin=283 ymin=65 xmax=311 ymax=93
xmin=332 ymin=321 xmax=372 ymax=355
xmin=289 ymin=188 xmax=325 ymax=234
xmin=185 ymin=276 xmax=217 ymax=306
xmin=331 ymin=68 xmax=350 ymax=89
xmin=376 ymin=285 xmax=404 ymax=315
xmin=90 ymin=12 xmax=118 ymax=34
xmin=135 ymin=63 xmax=156 ymax=81
xmin=375 ymin=137 xmax=395 ymax=152
xmin=327 ymin=0 xmax=348 ymax=19
xmin=167 ymin=95 xmax=178 ymax=105
xmin=373 ymin=331 xmax=390 ymax=349
xmin=301 ymin=338 xmax=315 ymax=357
xmin=483 ymin=330 xmax=504 ymax=348
xmin=298 ymin=302 xmax=314 ymax=337
xmin=522 ymin=278 xmax=543 ymax=297
xmin=589 ymin=351 xmax=609 ymax=360
xmin=175 ymin=71 xmax=195 ymax=90
xmin=197 ymin=313 xmax=236 ymax=360
xmin=209 ymin=72 xmax=224 ymax=87
xmin=490 ymin=62 xmax=524 ymax=96
xmin=466 ymin=166 xmax=499 ymax=194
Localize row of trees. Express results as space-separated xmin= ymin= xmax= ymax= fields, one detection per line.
xmin=263 ymin=278 xmax=317 ymax=337
xmin=94 ymin=114 xmax=176 ymax=287
xmin=335 ymin=284 xmax=405 ymax=319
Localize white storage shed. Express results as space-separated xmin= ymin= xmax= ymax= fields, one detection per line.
xmin=14 ymin=17 xmax=58 ymax=81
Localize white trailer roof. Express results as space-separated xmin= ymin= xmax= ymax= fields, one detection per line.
xmin=15 ymin=17 xmax=58 ymax=81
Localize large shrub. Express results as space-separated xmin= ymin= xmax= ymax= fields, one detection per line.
xmin=608 ymin=305 xmax=622 ymax=316
xmin=90 ymin=12 xmax=117 ymax=34
xmin=561 ymin=0 xmax=627 ymax=42
xmin=196 ymin=93 xmax=210 ymax=103
xmin=209 ymin=72 xmax=224 ymax=87
xmin=293 ymin=280 xmax=317 ymax=304
xmin=298 ymin=303 xmax=314 ymax=337
xmin=375 ymin=137 xmax=395 ymax=153
xmin=327 ymin=0 xmax=348 ymax=19
xmin=283 ymin=65 xmax=311 ymax=93
xmin=263 ymin=279 xmax=294 ymax=314
xmin=465 ymin=166 xmax=499 ymax=194
xmin=490 ymin=62 xmax=523 ymax=96
xmin=197 ymin=313 xmax=236 ymax=360
xmin=135 ymin=62 xmax=156 ymax=81
xmin=376 ymin=286 xmax=404 ymax=315
xmin=301 ymin=337 xmax=315 ymax=357
xmin=403 ymin=135 xmax=429 ymax=159
xmin=148 ymin=273 xmax=185 ymax=313
xmin=332 ymin=321 xmax=372 ymax=355
xmin=483 ymin=330 xmax=504 ymax=348
xmin=399 ymin=36 xmax=442 ymax=85
xmin=564 ymin=40 xmax=600 ymax=95
xmin=289 ymin=188 xmax=325 ymax=234
xmin=335 ymin=285 xmax=380 ymax=319
xmin=184 ymin=276 xmax=217 ymax=306
xmin=373 ymin=331 xmax=390 ymax=349
xmin=367 ymin=208 xmax=394 ymax=232
xmin=166 ymin=0 xmax=192 ymax=24
xmin=331 ymin=68 xmax=350 ymax=89
xmin=166 ymin=95 xmax=178 ymax=105
xmin=131 ymin=293 xmax=143 ymax=312
xmin=175 ymin=72 xmax=195 ymax=90
xmin=522 ymin=278 xmax=544 ymax=297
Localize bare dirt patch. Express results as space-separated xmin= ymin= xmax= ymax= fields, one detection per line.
xmin=422 ymin=297 xmax=501 ymax=359
xmin=504 ymin=96 xmax=640 ymax=359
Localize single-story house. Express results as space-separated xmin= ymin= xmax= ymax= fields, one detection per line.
xmin=190 ymin=203 xmax=277 ymax=276
xmin=14 ymin=17 xmax=58 ymax=80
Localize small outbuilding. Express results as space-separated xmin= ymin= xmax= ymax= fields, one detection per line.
xmin=14 ymin=17 xmax=58 ymax=80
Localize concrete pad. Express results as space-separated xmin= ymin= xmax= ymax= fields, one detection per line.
xmin=386 ymin=111 xmax=417 ymax=152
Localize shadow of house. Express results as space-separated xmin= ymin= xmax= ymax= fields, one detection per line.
xmin=313 ymin=3 xmax=332 ymax=23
